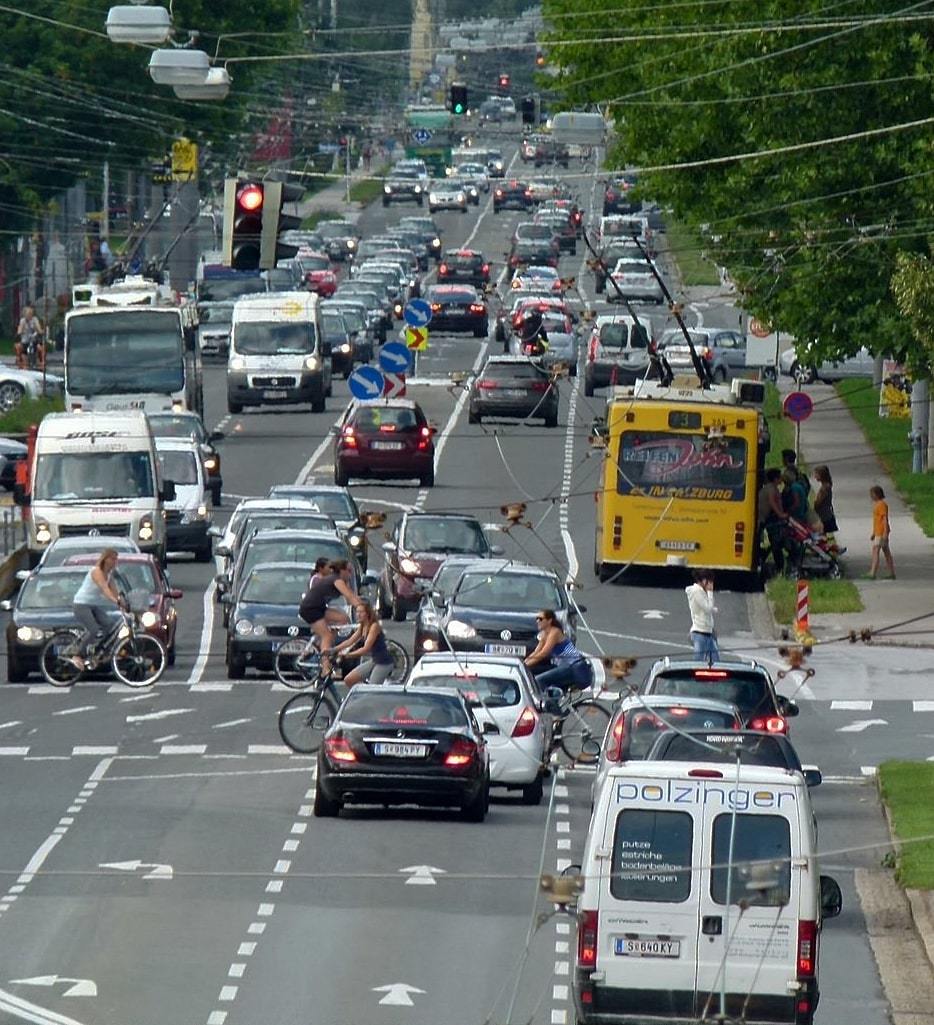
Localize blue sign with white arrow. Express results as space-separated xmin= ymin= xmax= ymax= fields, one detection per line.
xmin=412 ymin=127 xmax=433 ymax=145
xmin=348 ymin=365 xmax=386 ymax=402
xmin=403 ymin=298 xmax=433 ymax=328
xmin=379 ymin=340 xmax=413 ymax=374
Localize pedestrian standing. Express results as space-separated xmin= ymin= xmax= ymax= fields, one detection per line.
xmin=685 ymin=569 xmax=719 ymax=661
xmin=758 ymin=467 xmax=788 ymax=573
xmin=867 ymin=485 xmax=896 ymax=579
xmin=813 ymin=466 xmax=838 ymax=534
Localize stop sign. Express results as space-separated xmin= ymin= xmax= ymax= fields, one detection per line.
xmin=750 ymin=317 xmax=771 ymax=338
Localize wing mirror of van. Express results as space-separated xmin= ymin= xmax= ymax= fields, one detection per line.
xmin=801 ymin=765 xmax=822 ymax=788
xmin=12 ymin=483 xmax=30 ymax=507
xmin=162 ymin=480 xmax=177 ymax=503
xmin=0 ymin=599 xmax=13 ymax=612
xmin=777 ymin=696 xmax=799 ymax=717
xmin=15 ymin=569 xmax=30 ymax=582
xmin=820 ymin=875 xmax=843 ymax=919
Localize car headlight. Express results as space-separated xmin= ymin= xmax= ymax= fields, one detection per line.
xmin=16 ymin=626 xmax=40 ymax=643
xmin=139 ymin=517 xmax=154 ymax=541
xmin=429 ymin=194 xmax=438 ymax=203
xmin=35 ymin=521 xmax=52 ymax=545
xmin=414 ymin=185 xmax=422 ymax=194
xmin=204 ymin=456 xmax=218 ymax=471
xmin=141 ymin=611 xmax=158 ymax=628
xmin=399 ymin=557 xmax=419 ymax=575
xmin=347 ymin=239 xmax=356 ymax=249
xmin=339 ymin=343 xmax=351 ymax=354
xmin=349 ymin=534 xmax=363 ymax=547
xmin=446 ymin=619 xmax=477 ymax=639
xmin=457 ymin=193 xmax=465 ymax=202
xmin=432 ymin=238 xmax=441 ymax=248
xmin=230 ymin=356 xmax=246 ymax=371
xmin=235 ymin=619 xmax=254 ymax=636
xmin=384 ymin=185 xmax=392 ymax=193
xmin=304 ymin=356 xmax=320 ymax=370
xmin=422 ymin=638 xmax=438 ymax=651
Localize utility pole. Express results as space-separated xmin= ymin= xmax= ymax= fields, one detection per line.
xmin=102 ymin=161 xmax=110 ymax=241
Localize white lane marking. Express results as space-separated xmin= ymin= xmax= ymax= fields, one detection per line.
xmin=193 ymin=682 xmax=232 ymax=692
xmin=120 ymin=692 xmax=158 ymax=702
xmin=553 ymin=983 xmax=569 ymax=999
xmin=831 ymin=700 xmax=873 ymax=710
xmin=52 ymin=707 xmax=96 ymax=717
xmin=0 ymin=747 xmax=29 ymax=756
xmin=282 ymin=840 xmax=300 ymax=852
xmin=0 ymin=721 xmax=22 ymax=730
xmin=218 ymin=987 xmax=238 ymax=1002
xmin=589 ymin=626 xmax=692 ymax=649
xmin=0 ymin=987 xmax=92 ymax=1025
xmin=257 ymin=903 xmax=275 ymax=916
xmin=237 ymin=942 xmax=256 ymax=956
xmin=555 ymin=942 xmax=569 ymax=955
xmin=154 ymin=735 xmax=179 ymax=743
xmin=291 ymin=822 xmax=307 ymax=835
xmin=160 ymin=744 xmax=207 ymax=754
xmin=72 ymin=746 xmax=119 ymax=756
xmin=551 ymin=1011 xmax=568 ymax=1024
xmin=294 ymin=407 xmax=348 ymax=484
xmin=914 ymin=700 xmax=934 ymax=711
xmin=373 ymin=983 xmax=426 ymax=1007
xmin=187 ymin=570 xmax=218 ymax=689
xmin=228 ymin=965 xmax=245 ymax=979
xmin=836 ymin=719 xmax=887 ymax=733
xmin=556 ymin=922 xmax=571 ymax=935
xmin=861 ymin=765 xmax=878 ymax=776
xmin=247 ymin=923 xmax=266 ymax=935
xmin=207 ymin=1013 xmax=227 ymax=1025
xmin=126 ymin=709 xmax=195 ymax=723
xmin=248 ymin=744 xmax=291 ymax=755
xmin=213 ymin=718 xmax=252 ymax=729
xmin=554 ymin=961 xmax=569 ymax=976
xmin=266 ymin=880 xmax=283 ymax=893
xmin=273 ymin=859 xmax=291 ymax=874
xmin=27 ymin=686 xmax=66 ymax=695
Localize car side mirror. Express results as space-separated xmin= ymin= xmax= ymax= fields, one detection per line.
xmin=0 ymin=599 xmax=12 ymax=612
xmin=360 ymin=570 xmax=380 ymax=589
xmin=820 ymin=875 xmax=843 ymax=919
xmin=216 ymin=544 xmax=230 ymax=557
xmin=209 ymin=430 xmax=224 ymax=442
xmin=778 ymin=696 xmax=800 ymax=718
xmin=208 ymin=525 xmax=223 ymax=538
xmin=381 ymin=541 xmax=395 ymax=554
xmin=15 ymin=569 xmax=30 ymax=582
xmin=169 ymin=588 xmax=184 ymax=599
xmin=802 ymin=766 xmax=822 ymax=788
xmin=162 ymin=480 xmax=176 ymax=503
xmin=13 ymin=483 xmax=30 ymax=507
xmin=481 ymin=720 xmax=500 ymax=736
xmin=489 ymin=544 xmax=504 ymax=556
xmin=219 ymin=593 xmax=233 ymax=605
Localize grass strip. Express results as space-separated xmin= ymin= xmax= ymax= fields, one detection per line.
xmin=666 ymin=221 xmax=721 ymax=287
xmin=763 ymin=383 xmax=799 ymax=471
xmin=878 ymin=761 xmax=934 ymax=889
xmin=0 ymin=395 xmax=65 ymax=434
xmin=765 ymin=577 xmax=863 ymax=623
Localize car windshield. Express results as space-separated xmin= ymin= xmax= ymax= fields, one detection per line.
xmin=455 ymin=571 xmax=560 ymax=611
xmin=18 ymin=571 xmax=85 ymax=610
xmin=240 ymin=567 xmax=309 ymax=604
xmin=613 ymin=261 xmax=650 ymax=275
xmin=649 ymin=670 xmax=773 ymax=719
xmin=34 ymin=451 xmax=155 ymax=501
xmin=336 ymin=309 xmax=365 ymax=332
xmin=518 ymin=224 xmax=552 ymax=239
xmin=322 ymin=313 xmax=348 ymax=341
xmin=197 ymin=304 xmax=234 ymax=324
xmin=656 ymin=732 xmax=796 ymax=768
xmin=413 ymin=674 xmax=521 ymax=707
xmin=148 ymin=415 xmax=206 ymax=442
xmin=239 ymin=538 xmax=346 ymax=582
xmin=600 ymin=322 xmax=649 ymax=349
xmin=351 ymin=406 xmax=422 ymax=432
xmin=341 ymin=691 xmax=468 ymax=727
xmin=234 ymin=322 xmax=317 ymax=356
xmin=299 ymin=255 xmax=329 ymax=272
xmin=403 ymin=517 xmax=486 ymax=554
xmin=157 ymin=450 xmax=199 ymax=486
xmin=660 ymin=330 xmax=709 ymax=348
xmin=270 ymin=491 xmax=354 ymax=520
xmin=623 ymin=706 xmax=739 ymax=760
xmin=392 ymin=168 xmax=420 ymax=180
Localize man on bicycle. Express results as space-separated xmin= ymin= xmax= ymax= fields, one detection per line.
xmin=297 ymin=559 xmax=365 ymax=666
xmin=16 ymin=304 xmax=45 ymax=371
xmin=72 ymin=548 xmax=124 ymax=670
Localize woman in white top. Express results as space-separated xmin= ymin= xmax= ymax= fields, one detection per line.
xmin=72 ymin=548 xmax=123 ymax=668
xmin=685 ymin=569 xmax=719 ymax=661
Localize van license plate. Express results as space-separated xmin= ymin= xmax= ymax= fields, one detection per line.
xmin=615 ymin=938 xmax=680 ymax=958
xmin=263 ymin=390 xmax=287 ymax=400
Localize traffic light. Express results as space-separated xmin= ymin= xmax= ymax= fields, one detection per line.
xmin=450 ymin=82 xmax=468 ymax=115
xmin=536 ymin=50 xmax=546 ymax=67
xmin=498 ymin=73 xmax=510 ymax=89
xmin=222 ymin=179 xmax=264 ymax=270
xmin=521 ymin=95 xmax=537 ymax=125
xmin=259 ymin=179 xmax=304 ymax=269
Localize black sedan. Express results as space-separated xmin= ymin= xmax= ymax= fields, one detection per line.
xmin=437 ymin=249 xmax=491 ymax=288
xmin=508 ymin=239 xmax=558 ymax=275
xmin=468 ymin=356 xmax=558 ymax=427
xmin=493 ymin=180 xmax=533 ymax=213
xmin=316 ymin=219 xmax=360 ymax=262
xmin=2 ymin=566 xmax=86 ymax=681
xmin=425 ymin=285 xmax=488 ymax=337
xmin=313 ymin=685 xmax=491 ymax=820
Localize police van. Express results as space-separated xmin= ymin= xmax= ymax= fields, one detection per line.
xmin=575 ymin=763 xmax=841 ymax=1025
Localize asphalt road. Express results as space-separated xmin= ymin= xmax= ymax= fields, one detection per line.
xmin=0 ymin=131 xmax=918 ymax=1025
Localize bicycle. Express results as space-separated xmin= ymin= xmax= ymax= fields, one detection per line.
xmin=544 ymin=685 xmax=612 ymax=764
xmin=273 ymin=625 xmax=409 ymax=690
xmin=278 ymin=662 xmax=344 ymax=754
xmin=40 ymin=590 xmax=167 ymax=689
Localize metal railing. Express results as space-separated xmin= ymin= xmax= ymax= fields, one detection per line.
xmin=0 ymin=506 xmax=25 ymax=557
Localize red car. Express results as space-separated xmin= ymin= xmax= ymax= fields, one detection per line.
xmin=334 ymin=399 xmax=436 ymax=487
xmin=298 ymin=252 xmax=338 ymax=297
xmin=65 ymin=554 xmax=182 ymax=665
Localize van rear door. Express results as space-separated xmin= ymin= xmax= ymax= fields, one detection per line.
xmin=694 ymin=781 xmax=801 ymax=1022
xmin=597 ymin=794 xmax=702 ymax=1019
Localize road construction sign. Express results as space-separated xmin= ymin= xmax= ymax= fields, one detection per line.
xmin=172 ymin=138 xmax=199 ymax=181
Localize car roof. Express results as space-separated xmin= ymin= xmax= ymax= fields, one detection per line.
xmin=604 ymin=762 xmax=803 ymax=785
xmin=403 ymin=511 xmax=481 ymax=523
xmin=64 ymin=553 xmax=158 ymax=566
xmin=651 ymin=656 xmax=768 ymax=675
xmin=270 ymin=484 xmax=351 ymax=496
xmin=456 ymin=558 xmax=556 ymax=579
xmin=428 ymin=284 xmax=479 ymax=295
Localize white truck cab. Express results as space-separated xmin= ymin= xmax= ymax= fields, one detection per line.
xmin=575 ymin=762 xmax=841 ymax=1025
xmin=227 ymin=292 xmax=330 ymax=414
xmin=21 ymin=411 xmax=171 ymax=567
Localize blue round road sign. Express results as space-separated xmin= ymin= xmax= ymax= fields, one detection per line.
xmin=379 ymin=340 xmax=413 ymax=374
xmin=403 ymin=298 xmax=433 ymax=328
xmin=348 ymin=365 xmax=386 ymax=402
xmin=782 ymin=390 xmax=814 ymax=424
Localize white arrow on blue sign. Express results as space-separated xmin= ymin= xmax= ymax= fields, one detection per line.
xmin=412 ymin=128 xmax=433 ymax=145
xmin=379 ymin=340 xmax=413 ymax=374
xmin=348 ymin=365 xmax=386 ymax=401
xmin=403 ymin=298 xmax=433 ymax=328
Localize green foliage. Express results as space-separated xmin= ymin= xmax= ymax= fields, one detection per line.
xmin=836 ymin=379 xmax=934 ymax=537
xmin=766 ymin=577 xmax=862 ymax=624
xmin=891 ymin=250 xmax=934 ymax=373
xmin=0 ymin=396 xmax=65 ymax=434
xmin=543 ymin=0 xmax=934 ymax=368
xmin=879 ymin=761 xmax=934 ymax=889
xmin=762 ymin=384 xmax=798 ymax=471
xmin=667 ymin=221 xmax=720 ymax=287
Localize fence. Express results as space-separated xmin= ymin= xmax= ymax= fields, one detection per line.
xmin=0 ymin=506 xmax=25 ymax=557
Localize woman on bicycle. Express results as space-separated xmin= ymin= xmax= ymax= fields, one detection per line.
xmin=298 ymin=559 xmax=364 ymax=665
xmin=72 ymin=548 xmax=123 ymax=670
xmin=524 ymin=609 xmax=593 ymax=692
xmin=330 ymin=602 xmax=394 ymax=687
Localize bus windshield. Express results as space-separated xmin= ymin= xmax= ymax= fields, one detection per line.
xmin=617 ymin=431 xmax=748 ymax=501
xmin=197 ymin=276 xmax=266 ymax=303
xmin=67 ymin=311 xmax=184 ymax=396
xmin=35 ymin=451 xmax=155 ymax=501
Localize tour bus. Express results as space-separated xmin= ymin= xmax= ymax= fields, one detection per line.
xmin=64 ymin=275 xmax=203 ymax=417
xmin=593 ymin=378 xmax=768 ymax=579
xmin=19 ymin=411 xmax=172 ymax=566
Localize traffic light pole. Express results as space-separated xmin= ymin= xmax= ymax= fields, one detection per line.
xmin=345 ymin=137 xmax=352 ymax=204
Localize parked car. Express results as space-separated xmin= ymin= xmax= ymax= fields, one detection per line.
xmin=778 ymin=344 xmax=875 ymax=383
xmin=658 ymin=327 xmax=748 ymax=383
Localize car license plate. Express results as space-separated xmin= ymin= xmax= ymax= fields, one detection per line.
xmin=372 ymin=441 xmax=404 ymax=450
xmin=484 ymin=643 xmax=525 ymax=656
xmin=503 ymin=389 xmax=527 ymax=398
xmin=447 ymin=306 xmax=465 ymax=315
xmin=615 ymin=938 xmax=680 ymax=958
xmin=263 ymin=389 xmax=287 ymax=399
xmin=374 ymin=742 xmax=427 ymax=758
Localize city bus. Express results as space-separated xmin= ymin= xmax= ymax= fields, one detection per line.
xmin=403 ymin=105 xmax=457 ymax=176
xmin=593 ymin=378 xmax=768 ymax=579
xmin=64 ymin=275 xmax=203 ymax=416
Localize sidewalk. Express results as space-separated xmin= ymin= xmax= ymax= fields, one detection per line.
xmin=296 ymin=146 xmax=404 ymax=219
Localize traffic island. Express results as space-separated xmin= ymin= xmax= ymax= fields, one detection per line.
xmin=764 ymin=577 xmax=863 ymax=624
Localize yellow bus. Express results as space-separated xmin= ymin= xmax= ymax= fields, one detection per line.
xmin=593 ymin=378 xmax=768 ymax=579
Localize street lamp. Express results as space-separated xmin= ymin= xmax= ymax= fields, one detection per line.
xmin=106 ymin=5 xmax=172 ymax=44
xmin=174 ymin=67 xmax=231 ymax=101
xmin=148 ymin=48 xmax=211 ymax=86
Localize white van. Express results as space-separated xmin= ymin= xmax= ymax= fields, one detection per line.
xmin=154 ymin=438 xmax=213 ymax=562
xmin=20 ymin=411 xmax=171 ymax=566
xmin=575 ymin=763 xmax=841 ymax=1025
xmin=227 ymin=291 xmax=331 ymax=414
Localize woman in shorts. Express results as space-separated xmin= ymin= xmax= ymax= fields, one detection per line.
xmin=331 ymin=602 xmax=394 ymax=686
xmin=298 ymin=559 xmax=364 ymax=664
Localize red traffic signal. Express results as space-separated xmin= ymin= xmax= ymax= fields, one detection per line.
xmin=223 ymin=179 xmax=264 ymax=270
xmin=237 ymin=182 xmax=264 ymax=213
xmin=535 ymin=51 xmax=545 ymax=67
xmin=498 ymin=73 xmax=510 ymax=89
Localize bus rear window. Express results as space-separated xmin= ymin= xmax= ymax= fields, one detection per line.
xmin=611 ymin=810 xmax=693 ymax=903
xmin=617 ymin=431 xmax=747 ymax=501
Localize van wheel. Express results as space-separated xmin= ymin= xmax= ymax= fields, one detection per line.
xmin=194 ymin=541 xmax=213 ymax=563
xmin=522 ymin=775 xmax=544 ymax=805
xmin=227 ymin=399 xmax=242 ymax=414
xmin=311 ymin=388 xmax=326 ymax=413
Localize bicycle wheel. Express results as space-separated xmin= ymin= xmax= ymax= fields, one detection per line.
xmin=40 ymin=631 xmax=84 ymax=688
xmin=112 ymin=634 xmax=165 ymax=688
xmin=559 ymin=700 xmax=611 ymax=764
xmin=274 ymin=639 xmax=317 ymax=689
xmin=386 ymin=639 xmax=409 ymax=681
xmin=278 ymin=690 xmax=338 ymax=754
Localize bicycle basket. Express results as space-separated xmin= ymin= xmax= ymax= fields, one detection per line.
xmin=126 ymin=588 xmax=152 ymax=614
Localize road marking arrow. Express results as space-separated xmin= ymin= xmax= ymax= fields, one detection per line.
xmin=399 ymin=864 xmax=446 ymax=886
xmin=639 ymin=609 xmax=669 ymax=620
xmin=125 ymin=708 xmax=194 ymax=723
xmin=0 ymin=985 xmax=91 ymax=1025
xmin=373 ymin=983 xmax=425 ymax=1007
xmin=9 ymin=976 xmax=97 ymax=998
xmin=98 ymin=860 xmax=173 ymax=880
xmin=836 ymin=719 xmax=888 ymax=733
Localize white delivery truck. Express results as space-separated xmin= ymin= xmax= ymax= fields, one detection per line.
xmin=575 ymin=762 xmax=842 ymax=1025
xmin=19 ymin=411 xmax=172 ymax=566
xmin=226 ymin=292 xmax=331 ymax=414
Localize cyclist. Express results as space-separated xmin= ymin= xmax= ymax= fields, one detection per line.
xmin=72 ymin=548 xmax=123 ymax=670
xmin=329 ymin=602 xmax=394 ymax=687
xmin=297 ymin=559 xmax=364 ymax=667
xmin=524 ymin=608 xmax=593 ymax=691
xmin=15 ymin=304 xmax=45 ymax=370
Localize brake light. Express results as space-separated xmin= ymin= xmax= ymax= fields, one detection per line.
xmin=430 ymin=302 xmax=442 ymax=312
xmin=378 ymin=424 xmax=397 ymax=433
xmin=606 ymin=190 xmax=616 ymax=201
xmin=512 ymin=706 xmax=537 ymax=738
xmin=530 ymin=380 xmax=549 ymax=393
xmin=324 ymin=736 xmax=356 ymax=763
xmin=478 ymin=379 xmax=497 ymax=390
xmin=481 ymin=263 xmax=489 ymax=274
xmin=573 ymin=211 xmax=582 ymax=223
xmin=797 ymin=920 xmax=817 ymax=978
xmin=340 ymin=426 xmax=357 ymax=448
xmin=588 ymin=335 xmax=599 ymax=362
xmin=417 ymin=425 xmax=432 ymax=451
xmin=444 ymin=737 xmax=477 ymax=767
xmin=694 ymin=670 xmax=729 ymax=679
xmin=439 ymin=263 xmax=449 ymax=275
xmin=578 ymin=910 xmax=598 ymax=969
xmin=749 ymin=715 xmax=787 ymax=734
xmin=688 ymin=768 xmax=724 ymax=778
xmin=606 ymin=715 xmax=625 ymax=761
xmin=469 ymin=303 xmax=485 ymax=313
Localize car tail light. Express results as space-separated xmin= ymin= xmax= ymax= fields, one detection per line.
xmin=606 ymin=190 xmax=617 ymax=201
xmin=481 ymin=263 xmax=489 ymax=274
xmin=688 ymin=768 xmax=724 ymax=778
xmin=605 ymin=714 xmax=626 ymax=761
xmin=324 ymin=735 xmax=356 ymax=763
xmin=478 ymin=379 xmax=497 ymax=390
xmin=694 ymin=669 xmax=728 ymax=679
xmin=588 ymin=335 xmax=599 ymax=362
xmin=340 ymin=426 xmax=357 ymax=448
xmin=378 ymin=424 xmax=397 ymax=432
xmin=469 ymin=303 xmax=485 ymax=313
xmin=444 ymin=737 xmax=477 ymax=767
xmin=431 ymin=302 xmax=442 ymax=312
xmin=512 ymin=706 xmax=537 ymax=738
xmin=439 ymin=263 xmax=448 ymax=275
xmin=417 ymin=425 xmax=432 ymax=451
xmin=530 ymin=380 xmax=549 ymax=392
xmin=578 ymin=910 xmax=598 ymax=969
xmin=749 ymin=715 xmax=787 ymax=734
xmin=573 ymin=211 xmax=582 ymax=223
xmin=797 ymin=920 xmax=817 ymax=978
xmin=495 ymin=189 xmax=504 ymax=197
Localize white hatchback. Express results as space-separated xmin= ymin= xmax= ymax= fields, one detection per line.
xmin=406 ymin=653 xmax=551 ymax=804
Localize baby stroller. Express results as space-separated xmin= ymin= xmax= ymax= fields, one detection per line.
xmin=783 ymin=516 xmax=846 ymax=579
